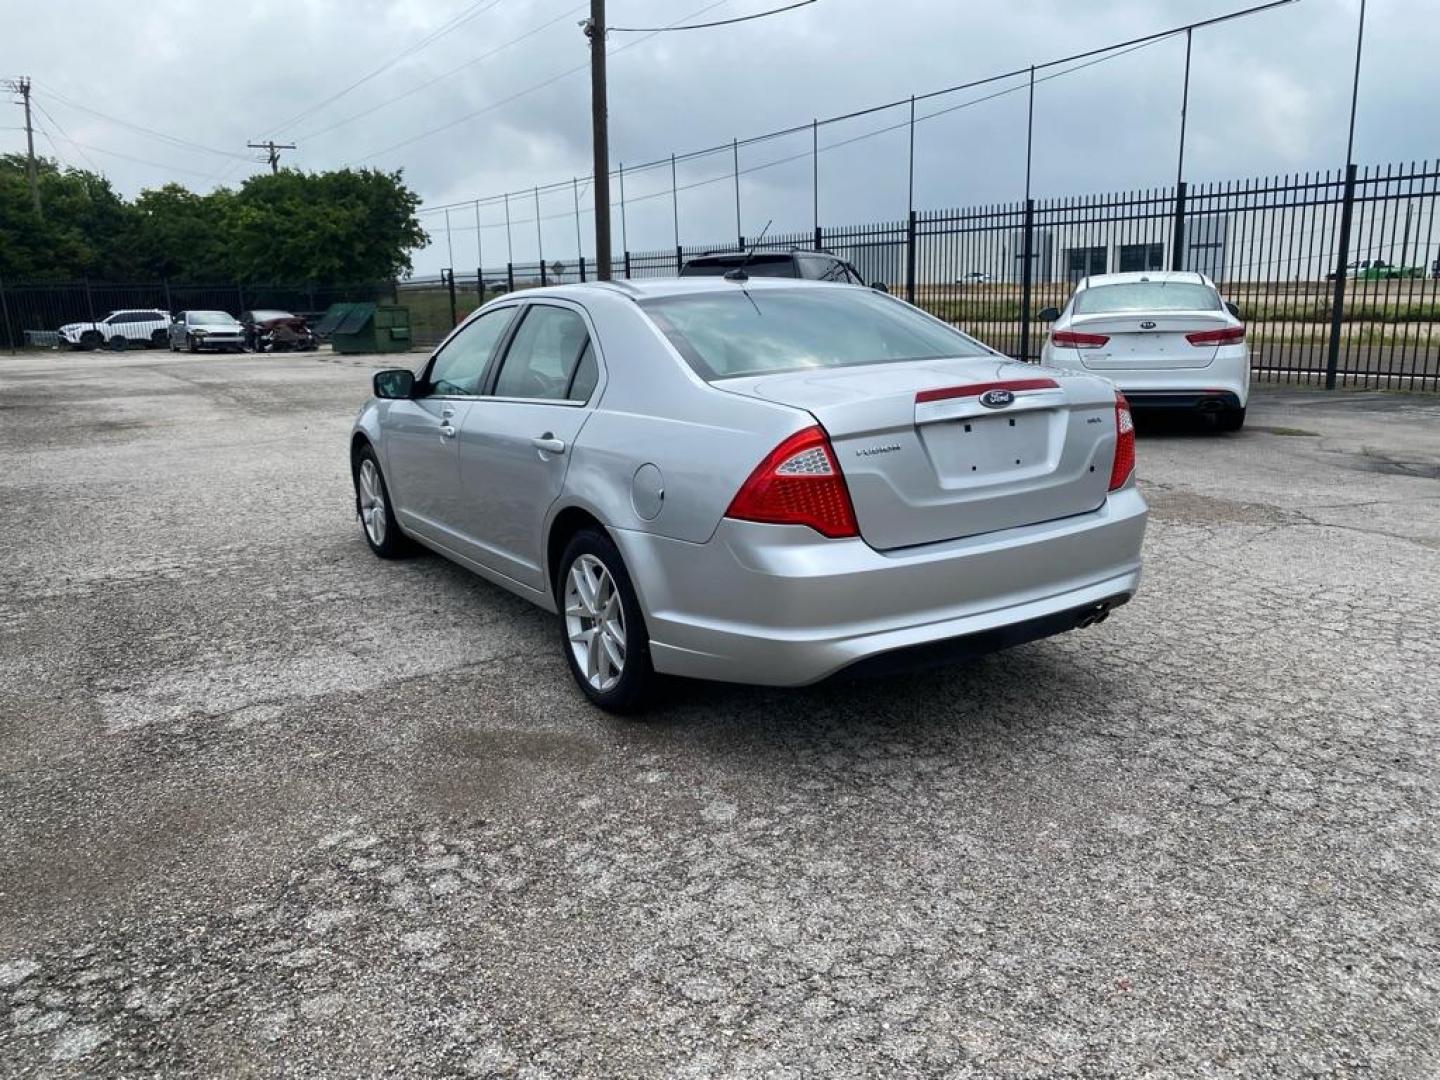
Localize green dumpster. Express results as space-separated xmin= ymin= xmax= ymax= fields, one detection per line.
xmin=315 ymin=302 xmax=412 ymax=354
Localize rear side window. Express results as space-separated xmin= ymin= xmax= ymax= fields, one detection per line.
xmin=681 ymin=255 xmax=797 ymax=278
xmin=492 ymin=305 xmax=591 ymax=401
xmin=1074 ymin=282 xmax=1221 ymax=314
xmin=642 ymin=288 xmax=988 ymax=380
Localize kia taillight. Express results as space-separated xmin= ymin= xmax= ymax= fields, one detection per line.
xmin=726 ymin=425 xmax=859 ymax=538
xmin=1052 ymin=330 xmax=1109 ymax=349
xmin=1109 ymin=392 xmax=1135 ymax=491
xmin=1186 ymin=325 xmax=1245 ymax=346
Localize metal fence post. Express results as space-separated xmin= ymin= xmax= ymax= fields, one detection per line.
xmin=162 ymin=277 xmax=173 ymax=314
xmin=84 ymin=277 xmax=95 ymax=322
xmin=445 ymin=268 xmax=457 ymax=328
xmin=814 ymin=225 xmax=823 ymax=253
xmin=476 ymin=267 xmax=484 ymax=303
xmin=507 ymin=263 xmax=515 ymax=293
xmin=623 ymin=251 xmax=632 ymax=279
xmin=1019 ymin=198 xmax=1036 ymax=362
xmin=0 ymin=277 xmax=14 ymax=352
xmin=675 ymin=246 xmax=683 ymax=274
xmin=539 ymin=261 xmax=548 ymax=287
xmin=579 ymin=255 xmax=587 ymax=283
xmin=1170 ymin=180 xmax=1188 ymax=272
xmin=237 ymin=283 xmax=245 ymax=313
xmin=1325 ymin=163 xmax=1359 ymax=390
xmin=905 ymin=210 xmax=918 ymax=304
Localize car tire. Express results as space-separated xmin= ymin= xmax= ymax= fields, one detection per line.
xmin=353 ymin=444 xmax=412 ymax=559
xmin=186 ymin=334 xmax=198 ymax=354
xmin=557 ymin=528 xmax=656 ymax=715
xmin=1216 ymin=406 xmax=1246 ymax=433
xmin=108 ymin=335 xmax=127 ymax=352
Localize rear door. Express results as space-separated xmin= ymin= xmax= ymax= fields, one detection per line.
xmin=721 ymin=360 xmax=1118 ymax=550
xmin=453 ymin=302 xmax=600 ymax=589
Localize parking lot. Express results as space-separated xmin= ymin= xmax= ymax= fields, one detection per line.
xmin=1 ymin=349 xmax=1437 ymax=1077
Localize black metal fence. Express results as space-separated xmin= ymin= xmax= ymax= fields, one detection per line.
xmin=7 ymin=160 xmax=1437 ymax=391
xmin=408 ymin=160 xmax=1438 ymax=390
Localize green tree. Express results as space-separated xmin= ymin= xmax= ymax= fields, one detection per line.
xmin=226 ymin=167 xmax=428 ymax=283
xmin=0 ymin=158 xmax=427 ymax=284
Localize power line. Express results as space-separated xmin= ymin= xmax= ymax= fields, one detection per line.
xmin=31 ymin=98 xmax=100 ymax=172
xmin=610 ymin=0 xmax=816 ymax=33
xmin=30 ymin=81 xmax=254 ymax=161
xmin=297 ymin=1 xmax=589 ymax=142
xmin=355 ymin=0 xmax=732 ymax=164
xmin=415 ymin=0 xmax=1297 ymax=218
xmin=264 ymin=0 xmax=506 ymax=136
xmin=47 ymin=137 xmax=235 ymax=180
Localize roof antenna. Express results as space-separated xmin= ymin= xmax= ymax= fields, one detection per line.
xmin=724 ymin=219 xmax=773 ymax=282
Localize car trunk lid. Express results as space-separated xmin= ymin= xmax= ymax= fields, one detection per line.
xmin=1060 ymin=311 xmax=1232 ymax=370
xmin=716 ymin=359 xmax=1119 ymax=550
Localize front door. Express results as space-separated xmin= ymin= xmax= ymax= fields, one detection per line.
xmin=382 ymin=306 xmax=517 ymax=546
xmin=454 ymin=302 xmax=601 ymax=590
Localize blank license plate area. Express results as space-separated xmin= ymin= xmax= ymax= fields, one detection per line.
xmin=920 ymin=410 xmax=1053 ymax=480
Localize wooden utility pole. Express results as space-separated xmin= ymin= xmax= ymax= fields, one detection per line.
xmin=247 ymin=140 xmax=296 ymax=174
xmin=585 ymin=0 xmax=612 ymax=279
xmin=5 ymin=77 xmax=40 ymax=216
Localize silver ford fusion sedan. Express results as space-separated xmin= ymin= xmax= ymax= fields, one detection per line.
xmin=351 ymin=278 xmax=1146 ymax=712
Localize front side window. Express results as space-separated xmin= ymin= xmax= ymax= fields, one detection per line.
xmin=426 ymin=307 xmax=515 ymax=396
xmin=491 ymin=306 xmax=591 ymax=401
xmin=641 ymin=287 xmax=989 ymax=381
xmin=1074 ymin=282 xmax=1222 ymax=314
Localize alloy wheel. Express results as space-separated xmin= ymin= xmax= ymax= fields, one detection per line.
xmin=357 ymin=459 xmax=387 ymax=546
xmin=564 ymin=554 xmax=627 ymax=692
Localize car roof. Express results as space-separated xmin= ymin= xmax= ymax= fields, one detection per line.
xmin=498 ymin=277 xmax=864 ymax=304
xmin=1075 ymin=271 xmax=1213 ymax=290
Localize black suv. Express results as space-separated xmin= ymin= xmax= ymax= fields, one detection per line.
xmin=680 ymin=250 xmax=882 ymax=288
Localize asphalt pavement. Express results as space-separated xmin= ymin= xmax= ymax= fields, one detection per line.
xmin=1 ymin=349 xmax=1437 ymax=1078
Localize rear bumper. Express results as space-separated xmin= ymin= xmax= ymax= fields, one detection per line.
xmin=1046 ymin=347 xmax=1250 ymax=408
xmin=611 ymin=485 xmax=1147 ymax=687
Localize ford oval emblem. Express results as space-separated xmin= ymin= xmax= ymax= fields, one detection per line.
xmin=979 ymin=388 xmax=1015 ymax=409
xmin=1140 ymin=320 xmax=1157 ymax=330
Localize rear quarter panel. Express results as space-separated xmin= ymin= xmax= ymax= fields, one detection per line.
xmin=558 ymin=294 xmax=809 ymax=546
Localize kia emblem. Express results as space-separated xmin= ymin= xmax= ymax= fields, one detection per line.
xmin=979 ymin=389 xmax=1015 ymax=409
xmin=1140 ymin=320 xmax=1157 ymax=330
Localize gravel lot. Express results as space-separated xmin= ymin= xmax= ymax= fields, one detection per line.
xmin=1 ymin=349 xmax=1437 ymax=1078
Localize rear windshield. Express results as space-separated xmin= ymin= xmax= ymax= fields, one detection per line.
xmin=1074 ymin=282 xmax=1221 ymax=314
xmin=641 ymin=288 xmax=989 ymax=380
xmin=681 ymin=255 xmax=796 ymax=278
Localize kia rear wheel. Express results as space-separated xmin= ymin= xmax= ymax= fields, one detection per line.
xmin=1216 ymin=406 xmax=1246 ymax=433
xmin=558 ymin=529 xmax=655 ymax=714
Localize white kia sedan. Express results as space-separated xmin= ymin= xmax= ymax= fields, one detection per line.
xmin=1039 ymin=272 xmax=1250 ymax=431
xmin=353 ymin=278 xmax=1147 ymax=712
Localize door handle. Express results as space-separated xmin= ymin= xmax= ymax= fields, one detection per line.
xmin=439 ymin=424 xmax=457 ymax=439
xmin=531 ymin=435 xmax=567 ymax=455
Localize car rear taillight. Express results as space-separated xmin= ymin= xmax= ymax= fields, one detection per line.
xmin=1109 ymin=392 xmax=1135 ymax=491
xmin=1052 ymin=330 xmax=1110 ymax=349
xmin=726 ymin=425 xmax=859 ymax=538
xmin=1185 ymin=325 xmax=1245 ymax=346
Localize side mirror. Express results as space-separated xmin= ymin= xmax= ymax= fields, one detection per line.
xmin=870 ymin=281 xmax=889 ymax=294
xmin=373 ymin=369 xmax=415 ymax=400
xmin=1037 ymin=307 xmax=1061 ymax=322
xmin=1225 ymin=301 xmax=1242 ymax=319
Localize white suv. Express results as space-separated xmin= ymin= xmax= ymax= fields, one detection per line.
xmin=57 ymin=309 xmax=171 ymax=351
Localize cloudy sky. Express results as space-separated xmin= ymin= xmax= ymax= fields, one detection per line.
xmin=4 ymin=0 xmax=1434 ymax=275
